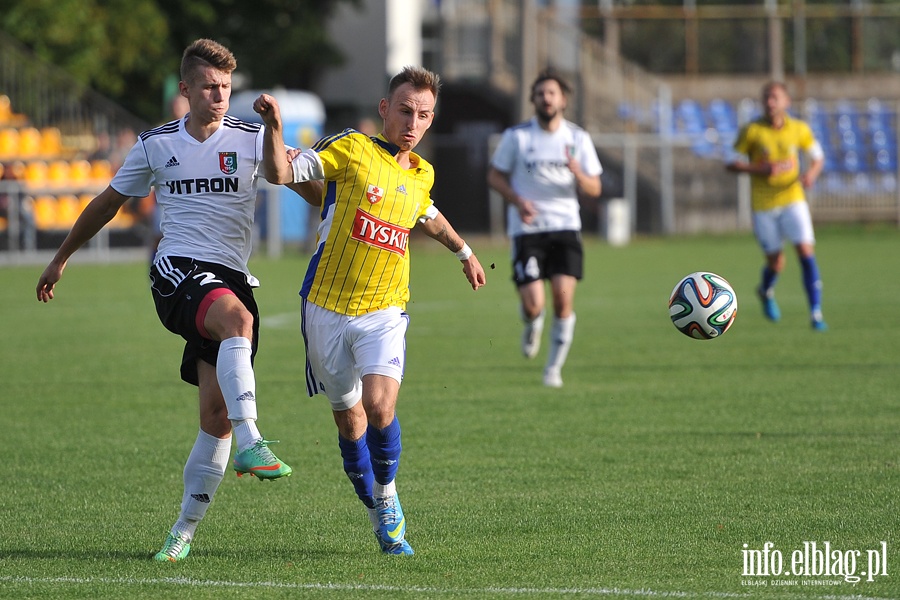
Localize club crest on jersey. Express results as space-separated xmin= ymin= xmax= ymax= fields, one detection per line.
xmin=219 ymin=152 xmax=237 ymax=175
xmin=366 ymin=184 xmax=385 ymax=204
xmin=351 ymin=208 xmax=409 ymax=256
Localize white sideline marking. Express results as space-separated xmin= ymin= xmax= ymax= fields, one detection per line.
xmin=260 ymin=312 xmax=299 ymax=329
xmin=0 ymin=576 xmax=893 ymax=599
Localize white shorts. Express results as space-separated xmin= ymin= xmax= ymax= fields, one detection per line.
xmin=301 ymin=300 xmax=408 ymax=411
xmin=752 ymin=201 xmax=816 ymax=255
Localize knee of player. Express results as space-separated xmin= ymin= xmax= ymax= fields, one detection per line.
xmin=212 ymin=308 xmax=254 ymax=340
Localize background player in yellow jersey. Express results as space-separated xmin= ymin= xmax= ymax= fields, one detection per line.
xmin=254 ymin=66 xmax=486 ymax=555
xmin=726 ymin=81 xmax=827 ymax=331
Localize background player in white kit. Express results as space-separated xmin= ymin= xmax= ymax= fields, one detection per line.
xmin=36 ymin=39 xmax=292 ymax=562
xmin=488 ymin=68 xmax=602 ymax=388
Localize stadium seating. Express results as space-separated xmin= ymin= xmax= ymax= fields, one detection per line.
xmin=90 ymin=159 xmax=112 ymax=183
xmin=23 ymin=160 xmax=48 ymax=188
xmin=55 ymin=194 xmax=81 ymax=228
xmin=0 ymin=95 xmax=119 ymax=231
xmin=17 ymin=127 xmax=42 ymax=158
xmin=39 ymin=127 xmax=62 ymax=157
xmin=0 ymin=128 xmax=18 ymax=158
xmin=47 ymin=159 xmax=71 ymax=187
xmin=68 ymin=159 xmax=92 ymax=186
xmin=29 ymin=195 xmax=59 ymax=229
xmin=0 ymin=95 xmax=10 ymax=124
xmin=615 ymin=95 xmax=899 ymax=196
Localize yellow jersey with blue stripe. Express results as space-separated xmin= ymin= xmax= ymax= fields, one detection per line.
xmin=300 ymin=130 xmax=434 ymax=316
xmin=733 ymin=115 xmax=818 ymax=212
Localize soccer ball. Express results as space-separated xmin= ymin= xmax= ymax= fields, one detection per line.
xmin=668 ymin=272 xmax=738 ymax=339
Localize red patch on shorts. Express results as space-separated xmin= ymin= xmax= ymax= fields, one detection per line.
xmin=196 ymin=288 xmax=235 ymax=339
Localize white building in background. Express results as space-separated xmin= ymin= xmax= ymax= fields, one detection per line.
xmin=318 ymin=0 xmax=428 ymax=125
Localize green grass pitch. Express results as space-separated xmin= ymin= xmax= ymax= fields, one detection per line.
xmin=2 ymin=224 xmax=898 ymax=599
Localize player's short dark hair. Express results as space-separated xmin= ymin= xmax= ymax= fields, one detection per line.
xmin=762 ymin=81 xmax=790 ymax=97
xmin=181 ymin=39 xmax=237 ymax=84
xmin=531 ymin=67 xmax=572 ymax=98
xmin=388 ymin=66 xmax=442 ymax=102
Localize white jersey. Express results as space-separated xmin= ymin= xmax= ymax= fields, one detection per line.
xmin=111 ymin=114 xmax=264 ymax=279
xmin=490 ymin=117 xmax=602 ymax=237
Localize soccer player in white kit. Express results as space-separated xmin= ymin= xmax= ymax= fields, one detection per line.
xmin=36 ymin=39 xmax=293 ymax=562
xmin=488 ymin=68 xmax=602 ymax=388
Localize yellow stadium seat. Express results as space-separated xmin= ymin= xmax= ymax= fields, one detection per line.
xmin=24 ymin=161 xmax=48 ymax=188
xmin=31 ymin=195 xmax=59 ymax=229
xmin=55 ymin=194 xmax=80 ymax=227
xmin=18 ymin=127 xmax=41 ymax=158
xmin=68 ymin=159 xmax=92 ymax=185
xmin=78 ymin=193 xmax=93 ymax=213
xmin=47 ymin=160 xmax=70 ymax=187
xmin=0 ymin=216 xmax=7 ymax=231
xmin=89 ymin=159 xmax=112 ymax=183
xmin=0 ymin=95 xmax=10 ymax=124
xmin=40 ymin=127 xmax=63 ymax=157
xmin=0 ymin=128 xmax=19 ymax=159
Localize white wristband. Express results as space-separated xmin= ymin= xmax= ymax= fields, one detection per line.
xmin=455 ymin=243 xmax=472 ymax=261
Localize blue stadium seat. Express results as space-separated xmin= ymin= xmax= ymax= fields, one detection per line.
xmin=817 ymin=172 xmax=845 ymax=194
xmin=873 ymin=147 xmax=897 ymax=173
xmin=840 ymin=149 xmax=864 ymax=173
xmin=870 ymin=128 xmax=893 ymax=151
xmin=706 ymin=98 xmax=738 ymax=134
xmin=839 ymin=128 xmax=862 ymax=152
xmin=822 ymin=151 xmax=840 ymax=174
xmin=676 ymin=99 xmax=705 ymax=134
xmin=850 ymin=172 xmax=874 ymax=194
xmin=876 ymin=173 xmax=897 ymax=193
xmin=866 ymin=98 xmax=894 ymax=132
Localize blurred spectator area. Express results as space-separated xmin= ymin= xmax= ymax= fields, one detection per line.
xmin=0 ymin=92 xmax=147 ymax=253
xmin=618 ymin=94 xmax=899 ymax=196
xmin=0 ymin=31 xmax=150 ymax=256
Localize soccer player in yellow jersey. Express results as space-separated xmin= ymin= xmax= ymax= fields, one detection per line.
xmin=727 ymin=82 xmax=827 ymax=331
xmin=254 ymin=66 xmax=486 ymax=555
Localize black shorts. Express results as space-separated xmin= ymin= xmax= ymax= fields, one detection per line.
xmin=511 ymin=230 xmax=584 ymax=286
xmin=149 ymin=256 xmax=259 ymax=386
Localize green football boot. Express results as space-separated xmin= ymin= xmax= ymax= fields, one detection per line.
xmin=233 ymin=439 xmax=292 ymax=480
xmin=154 ymin=531 xmax=191 ymax=562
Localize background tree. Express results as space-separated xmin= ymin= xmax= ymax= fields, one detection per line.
xmin=0 ymin=0 xmax=358 ymax=123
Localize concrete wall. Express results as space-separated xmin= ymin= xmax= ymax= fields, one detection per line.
xmin=662 ymin=74 xmax=900 ymax=103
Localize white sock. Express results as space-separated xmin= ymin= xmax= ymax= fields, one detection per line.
xmin=373 ymin=479 xmax=397 ymax=499
xmin=232 ymin=419 xmax=262 ymax=452
xmin=174 ymin=429 xmax=231 ymax=541
xmin=545 ymin=314 xmax=576 ymax=372
xmin=216 ymin=337 xmax=260 ymax=451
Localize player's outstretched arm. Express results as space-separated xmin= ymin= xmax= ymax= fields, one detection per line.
xmin=36 ymin=186 xmax=129 ymax=302
xmin=418 ymin=211 xmax=486 ymax=290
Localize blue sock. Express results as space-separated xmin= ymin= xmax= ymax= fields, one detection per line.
xmin=338 ymin=434 xmax=375 ymax=508
xmin=760 ymin=266 xmax=778 ymax=296
xmin=366 ymin=417 xmax=402 ymax=486
xmin=800 ymin=256 xmax=823 ymax=312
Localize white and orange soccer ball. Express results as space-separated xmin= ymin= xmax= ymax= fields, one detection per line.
xmin=668 ymin=272 xmax=738 ymax=339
